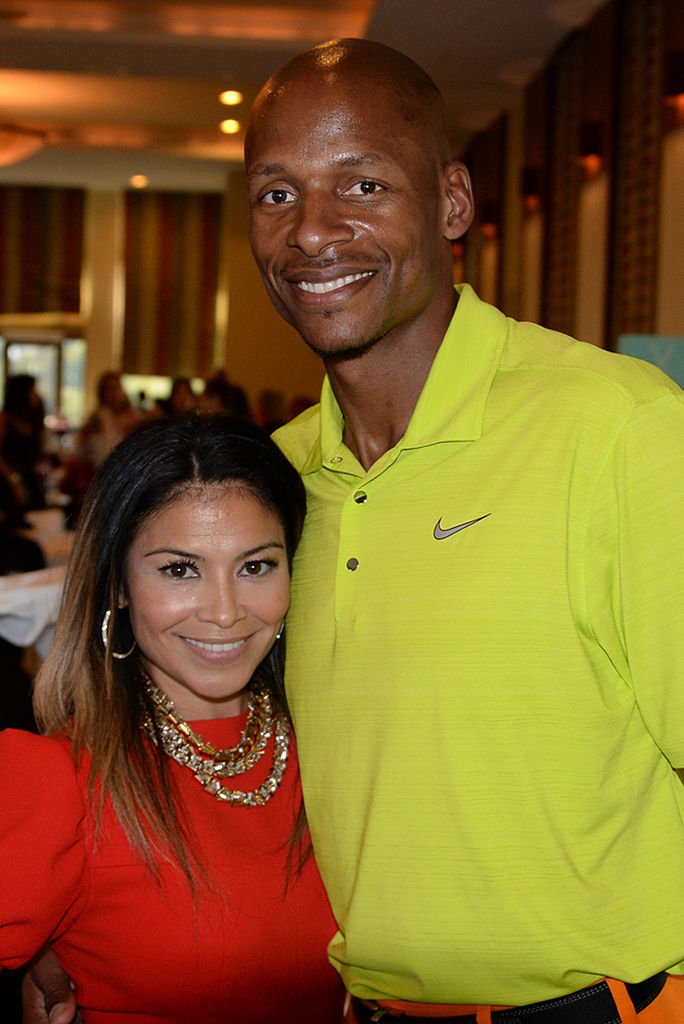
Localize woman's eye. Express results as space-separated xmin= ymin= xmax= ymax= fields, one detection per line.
xmin=261 ymin=188 xmax=295 ymax=206
xmin=240 ymin=559 xmax=275 ymax=577
xmin=159 ymin=560 xmax=199 ymax=579
xmin=346 ymin=180 xmax=383 ymax=196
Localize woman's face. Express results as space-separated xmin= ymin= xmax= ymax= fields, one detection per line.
xmin=122 ymin=485 xmax=290 ymax=720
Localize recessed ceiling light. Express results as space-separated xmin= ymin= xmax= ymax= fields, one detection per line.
xmin=129 ymin=174 xmax=149 ymax=189
xmin=219 ymin=90 xmax=243 ymax=106
xmin=219 ymin=119 xmax=241 ymax=135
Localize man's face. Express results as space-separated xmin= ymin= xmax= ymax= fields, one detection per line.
xmin=246 ymin=78 xmax=456 ymax=360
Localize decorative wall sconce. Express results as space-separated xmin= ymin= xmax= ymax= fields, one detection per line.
xmin=663 ymin=52 xmax=684 ymax=116
xmin=479 ymin=201 xmax=500 ymax=240
xmin=520 ymin=167 xmax=542 ymax=214
xmin=576 ymin=122 xmax=604 ymax=179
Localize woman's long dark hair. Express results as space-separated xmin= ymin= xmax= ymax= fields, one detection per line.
xmin=34 ymin=414 xmax=306 ymax=886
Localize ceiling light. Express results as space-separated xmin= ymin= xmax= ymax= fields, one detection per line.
xmin=219 ymin=119 xmax=241 ymax=135
xmin=219 ymin=90 xmax=243 ymax=106
xmin=129 ymin=174 xmax=149 ymax=189
xmin=0 ymin=125 xmax=45 ymax=167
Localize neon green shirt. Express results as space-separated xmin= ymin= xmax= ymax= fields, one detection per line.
xmin=275 ymin=284 xmax=684 ymax=1005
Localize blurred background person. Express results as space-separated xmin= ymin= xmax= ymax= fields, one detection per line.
xmin=76 ymin=371 xmax=140 ymax=468
xmin=198 ymin=369 xmax=252 ymax=422
xmin=0 ymin=374 xmax=47 ymax=512
xmin=255 ymin=387 xmax=285 ymax=434
xmin=158 ymin=375 xmax=197 ymax=416
xmin=287 ymin=394 xmax=317 ymax=422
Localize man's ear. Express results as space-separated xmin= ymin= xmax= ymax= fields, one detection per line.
xmin=442 ymin=161 xmax=475 ymax=241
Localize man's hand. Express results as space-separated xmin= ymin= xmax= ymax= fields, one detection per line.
xmin=22 ymin=947 xmax=77 ymax=1024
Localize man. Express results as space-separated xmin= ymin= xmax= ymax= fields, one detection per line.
xmin=26 ymin=37 xmax=684 ymax=1024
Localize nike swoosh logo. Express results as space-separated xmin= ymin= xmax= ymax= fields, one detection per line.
xmin=433 ymin=513 xmax=491 ymax=540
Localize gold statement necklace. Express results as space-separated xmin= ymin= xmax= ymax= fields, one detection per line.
xmin=140 ymin=677 xmax=290 ymax=806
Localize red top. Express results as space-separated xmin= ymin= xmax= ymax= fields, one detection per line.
xmin=0 ymin=717 xmax=344 ymax=1023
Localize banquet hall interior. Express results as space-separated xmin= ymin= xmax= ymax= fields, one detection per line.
xmin=0 ymin=0 xmax=683 ymax=1015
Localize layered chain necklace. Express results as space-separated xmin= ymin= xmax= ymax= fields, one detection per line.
xmin=140 ymin=677 xmax=290 ymax=807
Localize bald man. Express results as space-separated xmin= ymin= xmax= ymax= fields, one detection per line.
xmin=25 ymin=38 xmax=684 ymax=1024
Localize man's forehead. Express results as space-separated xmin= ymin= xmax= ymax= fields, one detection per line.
xmin=247 ymin=149 xmax=388 ymax=176
xmin=245 ymin=81 xmax=421 ymax=167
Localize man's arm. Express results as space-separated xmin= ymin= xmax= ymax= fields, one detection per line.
xmin=22 ymin=947 xmax=77 ymax=1024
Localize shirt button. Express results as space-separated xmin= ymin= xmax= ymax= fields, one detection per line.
xmin=330 ymin=456 xmax=343 ymax=465
xmin=346 ymin=557 xmax=360 ymax=571
xmin=354 ymin=491 xmax=368 ymax=504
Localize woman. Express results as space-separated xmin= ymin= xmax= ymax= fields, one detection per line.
xmin=0 ymin=415 xmax=344 ymax=1023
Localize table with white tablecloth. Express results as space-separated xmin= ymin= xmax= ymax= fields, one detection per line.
xmin=0 ymin=565 xmax=66 ymax=659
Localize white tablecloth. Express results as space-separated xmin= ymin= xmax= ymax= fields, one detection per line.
xmin=0 ymin=565 xmax=65 ymax=658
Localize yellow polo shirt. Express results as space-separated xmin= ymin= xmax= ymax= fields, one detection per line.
xmin=275 ymin=284 xmax=684 ymax=1005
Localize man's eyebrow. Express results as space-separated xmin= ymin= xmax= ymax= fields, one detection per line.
xmin=333 ymin=152 xmax=385 ymax=168
xmin=248 ymin=152 xmax=387 ymax=178
xmin=248 ymin=163 xmax=287 ymax=178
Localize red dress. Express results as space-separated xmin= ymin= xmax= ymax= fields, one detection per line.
xmin=0 ymin=717 xmax=344 ymax=1023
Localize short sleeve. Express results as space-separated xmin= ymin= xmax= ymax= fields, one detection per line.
xmin=586 ymin=390 xmax=684 ymax=764
xmin=0 ymin=730 xmax=88 ymax=969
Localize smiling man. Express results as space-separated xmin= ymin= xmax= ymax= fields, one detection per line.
xmin=24 ymin=37 xmax=684 ymax=1024
xmin=247 ymin=37 xmax=684 ymax=1024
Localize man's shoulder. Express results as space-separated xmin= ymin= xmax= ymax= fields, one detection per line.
xmin=456 ymin=285 xmax=682 ymax=410
xmin=503 ymin=316 xmax=682 ymax=409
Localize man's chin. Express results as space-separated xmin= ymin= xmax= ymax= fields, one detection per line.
xmin=299 ymin=326 xmax=380 ymax=363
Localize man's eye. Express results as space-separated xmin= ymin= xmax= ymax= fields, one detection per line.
xmin=346 ymin=180 xmax=383 ymax=196
xmin=261 ymin=188 xmax=295 ymax=205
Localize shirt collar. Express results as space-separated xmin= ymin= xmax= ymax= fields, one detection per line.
xmin=305 ymin=284 xmax=506 ymax=472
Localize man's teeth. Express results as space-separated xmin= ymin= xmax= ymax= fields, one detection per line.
xmin=186 ymin=638 xmax=245 ymax=652
xmin=297 ymin=272 xmax=372 ymax=294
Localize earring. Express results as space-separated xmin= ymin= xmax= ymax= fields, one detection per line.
xmin=275 ymin=623 xmax=285 ymax=641
xmin=100 ymin=608 xmax=136 ymax=660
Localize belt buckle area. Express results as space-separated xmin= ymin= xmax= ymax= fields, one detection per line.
xmin=366 ymin=1005 xmax=398 ymax=1021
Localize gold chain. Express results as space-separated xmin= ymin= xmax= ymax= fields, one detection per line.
xmin=140 ymin=679 xmax=290 ymax=806
xmin=144 ymin=680 xmax=271 ymax=774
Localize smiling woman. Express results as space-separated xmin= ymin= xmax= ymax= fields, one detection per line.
xmin=0 ymin=415 xmax=345 ymax=1023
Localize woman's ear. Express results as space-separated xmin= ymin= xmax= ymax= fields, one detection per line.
xmin=442 ymin=160 xmax=475 ymax=241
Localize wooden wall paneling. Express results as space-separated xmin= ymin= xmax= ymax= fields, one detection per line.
xmin=606 ymin=0 xmax=664 ymax=345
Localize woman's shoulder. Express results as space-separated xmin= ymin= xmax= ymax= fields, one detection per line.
xmin=0 ymin=729 xmax=86 ymax=796
xmin=0 ymin=726 xmax=73 ymax=760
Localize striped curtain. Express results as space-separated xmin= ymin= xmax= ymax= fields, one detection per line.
xmin=123 ymin=190 xmax=223 ymax=378
xmin=0 ymin=186 xmax=84 ymax=313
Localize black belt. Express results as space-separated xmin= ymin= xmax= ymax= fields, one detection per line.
xmin=352 ymin=971 xmax=667 ymax=1023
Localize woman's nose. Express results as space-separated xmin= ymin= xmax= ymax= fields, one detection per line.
xmin=195 ymin=578 xmax=245 ymax=627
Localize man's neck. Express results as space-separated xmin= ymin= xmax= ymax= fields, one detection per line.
xmin=326 ymin=330 xmax=441 ymax=471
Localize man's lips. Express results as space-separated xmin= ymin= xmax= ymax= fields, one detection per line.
xmin=292 ymin=271 xmax=374 ymax=294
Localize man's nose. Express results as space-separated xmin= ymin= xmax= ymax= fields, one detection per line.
xmin=286 ymin=192 xmax=354 ymax=256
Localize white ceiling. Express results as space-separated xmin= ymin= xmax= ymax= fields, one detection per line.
xmin=0 ymin=0 xmax=607 ymax=190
